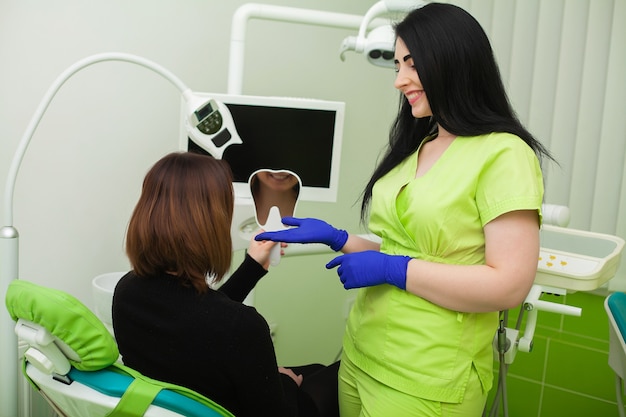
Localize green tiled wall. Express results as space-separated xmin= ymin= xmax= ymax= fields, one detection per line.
xmin=485 ymin=291 xmax=621 ymax=416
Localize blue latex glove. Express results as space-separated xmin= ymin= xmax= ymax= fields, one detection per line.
xmin=255 ymin=217 xmax=348 ymax=251
xmin=326 ymin=251 xmax=411 ymax=290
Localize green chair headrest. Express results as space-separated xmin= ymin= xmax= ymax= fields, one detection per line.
xmin=5 ymin=279 xmax=119 ymax=371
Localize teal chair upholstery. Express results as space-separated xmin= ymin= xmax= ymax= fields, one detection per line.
xmin=5 ymin=279 xmax=235 ymax=417
xmin=606 ymin=291 xmax=626 ymax=417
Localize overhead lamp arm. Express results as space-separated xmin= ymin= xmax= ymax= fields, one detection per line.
xmin=355 ymin=1 xmax=389 ymax=51
xmin=228 ymin=3 xmax=389 ymax=94
xmin=2 ymin=53 xmax=193 ymax=227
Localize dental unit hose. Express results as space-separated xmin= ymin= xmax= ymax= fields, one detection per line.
xmin=485 ymin=320 xmax=510 ymax=417
xmin=497 ymin=319 xmax=511 ymax=354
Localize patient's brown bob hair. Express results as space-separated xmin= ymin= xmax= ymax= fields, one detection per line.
xmin=126 ymin=152 xmax=234 ymax=293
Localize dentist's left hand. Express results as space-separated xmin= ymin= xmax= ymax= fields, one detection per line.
xmin=326 ymin=251 xmax=411 ymax=290
xmin=255 ymin=217 xmax=348 ymax=251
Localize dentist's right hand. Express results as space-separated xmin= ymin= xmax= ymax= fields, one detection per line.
xmin=254 ymin=217 xmax=348 ymax=251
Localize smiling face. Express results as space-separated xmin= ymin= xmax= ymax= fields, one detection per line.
xmin=256 ymin=170 xmax=299 ymax=192
xmin=394 ymin=37 xmax=433 ymax=119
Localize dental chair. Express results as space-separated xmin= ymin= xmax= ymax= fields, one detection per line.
xmin=5 ymin=279 xmax=235 ymax=417
xmin=606 ymin=291 xmax=626 ymax=417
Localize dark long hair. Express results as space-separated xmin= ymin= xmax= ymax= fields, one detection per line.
xmin=361 ymin=2 xmax=553 ymax=222
xmin=126 ymin=152 xmax=234 ymax=293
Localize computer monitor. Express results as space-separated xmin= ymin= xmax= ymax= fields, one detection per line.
xmin=180 ymin=92 xmax=345 ymax=202
xmin=179 ymin=92 xmax=345 ymax=250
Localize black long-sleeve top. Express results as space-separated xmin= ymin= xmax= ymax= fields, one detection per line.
xmin=112 ymin=254 xmax=298 ymax=417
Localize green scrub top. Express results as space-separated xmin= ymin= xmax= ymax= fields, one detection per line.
xmin=343 ymin=132 xmax=544 ymax=403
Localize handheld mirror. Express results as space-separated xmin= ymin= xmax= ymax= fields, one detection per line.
xmin=249 ymin=169 xmax=302 ymax=266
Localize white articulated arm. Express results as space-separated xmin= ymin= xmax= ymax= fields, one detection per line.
xmin=517 ymin=285 xmax=582 ymax=353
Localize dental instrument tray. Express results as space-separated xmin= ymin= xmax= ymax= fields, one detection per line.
xmin=535 ymin=224 xmax=625 ymax=291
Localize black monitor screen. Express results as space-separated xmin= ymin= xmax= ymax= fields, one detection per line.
xmin=188 ymin=103 xmax=337 ymax=188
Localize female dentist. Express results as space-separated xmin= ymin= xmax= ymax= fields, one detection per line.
xmin=255 ymin=3 xmax=554 ymax=416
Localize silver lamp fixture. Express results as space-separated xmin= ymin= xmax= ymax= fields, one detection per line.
xmin=339 ymin=0 xmax=426 ymax=68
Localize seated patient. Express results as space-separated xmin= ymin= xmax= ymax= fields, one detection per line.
xmin=112 ymin=151 xmax=338 ymax=417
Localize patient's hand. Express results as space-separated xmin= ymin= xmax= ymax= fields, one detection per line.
xmin=278 ymin=367 xmax=303 ymax=387
xmin=248 ymin=231 xmax=286 ymax=270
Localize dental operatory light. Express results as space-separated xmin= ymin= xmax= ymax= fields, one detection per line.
xmin=339 ymin=0 xmax=426 ymax=68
